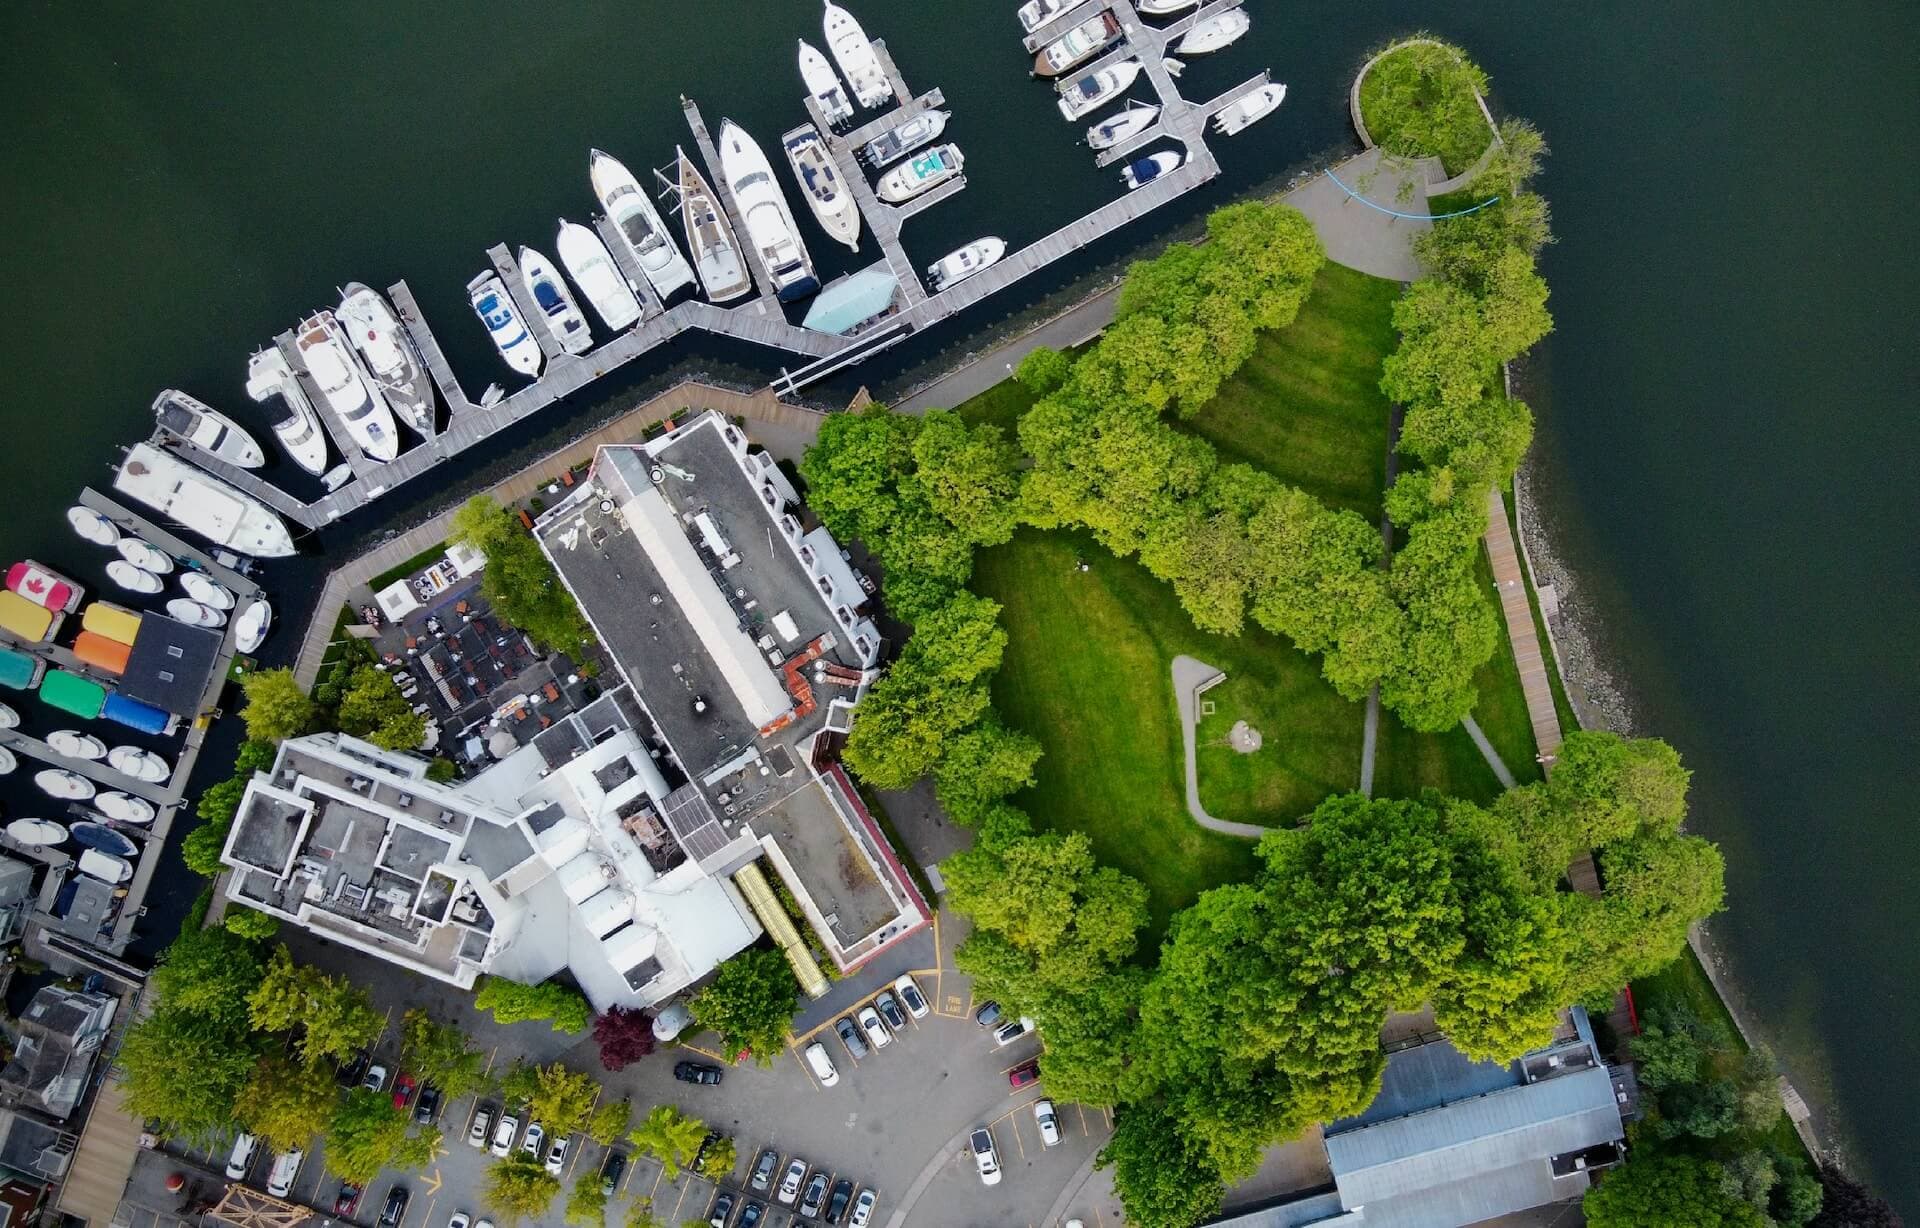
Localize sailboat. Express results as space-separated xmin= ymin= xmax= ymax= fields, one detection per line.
xmin=591 ymin=149 xmax=697 ymax=302
xmin=666 ymin=149 xmax=754 ymax=303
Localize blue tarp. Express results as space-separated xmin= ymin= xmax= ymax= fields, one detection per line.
xmin=103 ymin=692 xmax=171 ymax=735
xmin=802 ymin=268 xmax=899 ymax=335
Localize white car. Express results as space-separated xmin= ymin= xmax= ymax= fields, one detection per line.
xmin=848 ymin=1189 xmax=877 ymax=1227
xmin=224 ymin=1132 xmax=260 ymax=1180
xmin=970 ymin=1128 xmax=1001 ymax=1186
xmin=804 ymin=1040 xmax=840 ymax=1087
xmin=448 ymin=1214 xmax=470 ymax=1228
xmin=776 ymin=1158 xmax=807 ymax=1205
xmin=521 ymin=1122 xmax=545 ymax=1158
xmin=993 ymin=1017 xmax=1036 ymax=1048
xmin=466 ymin=1106 xmax=492 ymax=1149
xmin=490 ymin=1113 xmax=519 ymax=1157
xmin=544 ymin=1134 xmax=570 ymax=1176
xmin=1034 ymin=1098 xmax=1062 ymax=1147
xmin=892 ymin=973 xmax=930 ymax=1019
xmin=857 ymin=1005 xmax=892 ymax=1049
xmin=266 ymin=1148 xmax=303 ymax=1198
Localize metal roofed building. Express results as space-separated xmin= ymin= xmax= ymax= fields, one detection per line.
xmin=117 ymin=613 xmax=222 ymax=717
xmin=218 ymin=686 xmax=762 ymax=1012
xmin=536 ymin=411 xmax=929 ymax=972
xmin=1208 ymin=1008 xmax=1628 ymax=1228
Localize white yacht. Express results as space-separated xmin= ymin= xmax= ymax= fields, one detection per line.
xmin=0 ymin=703 xmax=17 ymax=731
xmin=152 ymin=390 xmax=266 ymax=468
xmin=669 ymin=149 xmax=753 ymax=303
xmin=108 ymin=745 xmax=171 ymax=783
xmin=823 ymin=3 xmax=892 ymax=109
xmin=467 ymin=274 xmax=543 ymax=377
xmin=1058 ymin=60 xmax=1143 ymax=120
xmin=244 ymin=349 xmax=329 ymax=475
xmin=338 ymin=283 xmax=436 ymax=437
xmin=1177 ymin=9 xmax=1251 ymax=55
xmin=798 ymin=40 xmax=855 ymax=126
xmin=1138 ymin=0 xmax=1199 ymax=14
xmin=1016 ymin=0 xmax=1070 ymax=32
xmin=234 ymin=598 xmax=273 ymax=654
xmin=1213 ymin=82 xmax=1287 ymax=135
xmin=782 ymin=125 xmax=861 ymax=251
xmin=105 ymin=560 xmax=162 ymax=594
xmin=1034 ymin=12 xmax=1120 ymax=77
xmin=296 ymin=310 xmax=401 ymax=462
xmin=112 ymin=442 xmax=298 ymax=557
xmin=1089 ymin=102 xmax=1160 ymax=149
xmin=859 ymin=108 xmax=950 ymax=166
xmin=1122 ymin=149 xmax=1183 ymax=189
xmin=555 ymin=219 xmax=643 ymax=330
xmin=591 ymin=149 xmax=696 ymax=303
xmin=877 ymin=144 xmax=964 ymax=203
xmin=716 ymin=119 xmax=820 ymax=302
xmin=928 ymin=238 xmax=1006 ymax=291
xmin=179 ymin=571 xmax=235 ymax=610
xmin=78 ymin=850 xmax=133 ymax=885
xmin=518 ymin=247 xmax=594 ymax=356
xmin=0 ymin=748 xmax=12 ymax=777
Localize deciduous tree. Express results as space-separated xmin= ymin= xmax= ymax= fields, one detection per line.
xmin=628 ymin=1105 xmax=707 ymax=1180
xmin=931 ymin=719 xmax=1042 ymax=826
xmin=587 ymin=1099 xmax=631 ymax=1146
xmin=240 ymin=668 xmax=315 ymax=742
xmin=688 ymin=948 xmax=798 ymax=1064
xmin=337 ymin=666 xmax=427 ymax=751
xmin=484 ymin=1156 xmax=561 ymax=1225
xmin=400 ymin=1010 xmax=489 ymax=1101
xmin=149 ymin=924 xmax=266 ymax=1025
xmin=473 ymin=976 xmax=592 ymax=1033
xmin=563 ymin=1174 xmax=607 ymax=1228
xmin=115 ymin=1006 xmax=259 ymax=1141
xmin=592 ymin=1006 xmax=656 ymax=1071
xmin=1810 ymin=1165 xmax=1890 ymax=1228
xmin=234 ymin=1054 xmax=339 ymax=1152
xmin=1096 ymin=1104 xmax=1227 ymax=1228
xmin=248 ymin=946 xmax=385 ymax=1067
xmin=527 ymin=1063 xmax=599 ymax=1136
xmin=325 ymin=1090 xmax=436 ymax=1186
xmin=450 ymin=496 xmax=594 ymax=652
xmin=1583 ymin=1153 xmax=1769 ymax=1228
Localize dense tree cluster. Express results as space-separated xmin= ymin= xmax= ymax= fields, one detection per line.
xmin=400 ymin=1008 xmax=491 ymax=1101
xmin=592 ymin=1005 xmax=657 ymax=1070
xmin=450 ymin=494 xmax=594 ymax=652
xmin=248 ymin=945 xmax=386 ymax=1068
xmin=842 ymin=590 xmax=1008 ymax=791
xmin=118 ymin=926 xmax=268 ymax=1140
xmin=687 ymin=947 xmax=800 ymax=1064
xmin=473 ymin=975 xmax=593 ymax=1033
xmin=335 ymin=665 xmax=428 ymax=751
xmin=1356 ymin=38 xmax=1496 ymax=176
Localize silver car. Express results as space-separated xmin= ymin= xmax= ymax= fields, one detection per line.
xmin=775 ymin=1158 xmax=807 ymax=1205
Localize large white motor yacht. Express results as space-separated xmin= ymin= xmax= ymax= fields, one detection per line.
xmin=244 ymin=349 xmax=329 ymax=475
xmin=338 ymin=282 xmax=436 ymax=436
xmin=555 ymin=219 xmax=643 ymax=331
xmin=783 ymin=125 xmax=861 ymax=251
xmin=716 ymin=119 xmax=820 ymax=302
xmin=152 ymin=390 xmax=265 ymax=468
xmin=295 ymin=310 xmax=400 ymax=462
xmin=798 ymin=40 xmax=855 ymax=126
xmin=824 ymin=3 xmax=892 ymax=108
xmin=112 ymin=443 xmax=296 ymax=557
xmin=877 ymin=144 xmax=964 ymax=203
xmin=590 ymin=149 xmax=697 ymax=303
xmin=466 ymin=273 xmax=544 ymax=377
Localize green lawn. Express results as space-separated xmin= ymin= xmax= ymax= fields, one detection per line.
xmin=949 ymin=377 xmax=1038 ymax=433
xmin=1182 ymin=262 xmax=1403 ymax=520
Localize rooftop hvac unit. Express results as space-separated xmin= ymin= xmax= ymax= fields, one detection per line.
xmin=599 ymin=499 xmax=615 ymax=514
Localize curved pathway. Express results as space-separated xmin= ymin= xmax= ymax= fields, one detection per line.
xmin=1171 ymin=655 xmax=1274 ymax=839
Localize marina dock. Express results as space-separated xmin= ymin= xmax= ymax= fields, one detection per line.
xmin=143 ymin=0 xmax=1259 ymax=532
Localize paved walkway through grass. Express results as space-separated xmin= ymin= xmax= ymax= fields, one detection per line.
xmin=1484 ymin=486 xmax=1564 ymax=770
xmin=1171 ymin=654 xmax=1275 ymax=839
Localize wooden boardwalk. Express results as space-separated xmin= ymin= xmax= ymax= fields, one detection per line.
xmin=1484 ymin=486 xmax=1565 ymax=771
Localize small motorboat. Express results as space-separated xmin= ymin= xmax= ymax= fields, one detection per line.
xmin=152 ymin=389 xmax=267 ymax=468
xmin=48 ymin=730 xmax=108 ymax=761
xmin=70 ymin=822 xmax=139 ymax=858
xmin=1122 ymin=150 xmax=1183 ymax=189
xmin=106 ymin=560 xmax=164 ymax=594
xmin=877 ymin=144 xmax=965 ymax=203
xmin=1034 ymin=12 xmax=1121 ymax=77
xmin=7 ymin=560 xmax=84 ymax=613
xmin=36 ymin=769 xmax=96 ymax=801
xmin=1213 ymin=82 xmax=1288 ymax=135
xmin=783 ymin=125 xmax=861 ymax=251
xmin=0 ymin=702 xmax=18 ymax=729
xmin=798 ymin=39 xmax=854 ymax=126
xmin=556 ymin=219 xmax=643 ymax=332
xmin=5 ymin=818 xmax=66 ymax=846
xmin=246 ymin=348 xmax=331 ymax=475
xmin=165 ymin=598 xmax=226 ymax=629
xmin=1089 ymin=102 xmax=1160 ymax=149
xmin=518 ymin=247 xmax=594 ymax=357
xmin=928 ymin=238 xmax=1007 ymax=291
xmin=1176 ymin=9 xmax=1251 ymax=55
xmin=180 ymin=571 xmax=236 ymax=611
xmin=859 ymin=108 xmax=951 ymax=167
xmin=96 ymin=791 xmax=158 ymax=825
xmin=234 ymin=599 xmax=273 ymax=654
xmin=0 ymin=747 xmax=13 ymax=776
xmin=67 ymin=506 xmax=120 ymax=547
xmin=78 ymin=848 xmax=134 ymax=885
xmin=116 ymin=537 xmax=174 ymax=575
xmin=1016 ymin=0 xmax=1070 ymax=32
xmin=338 ymin=282 xmax=437 ymax=437
xmin=467 ymin=274 xmax=544 ymax=377
xmin=823 ymin=2 xmax=892 ymax=108
xmin=108 ymin=745 xmax=171 ymax=783
xmin=1057 ymin=60 xmax=1142 ymax=121
xmin=1137 ymin=0 xmax=1199 ymax=15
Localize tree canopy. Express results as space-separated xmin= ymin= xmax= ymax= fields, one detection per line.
xmin=240 ymin=668 xmax=315 ymax=742
xmin=400 ymin=1010 xmax=489 ymax=1100
xmin=325 ymin=1090 xmax=437 ymax=1186
xmin=149 ymin=925 xmax=265 ymax=1025
xmin=115 ymin=1003 xmax=260 ymax=1141
xmin=628 ymin=1105 xmax=707 ymax=1180
xmin=473 ymin=976 xmax=592 ymax=1033
xmin=526 ymin=1063 xmax=600 ymax=1136
xmin=688 ymin=947 xmax=799 ymax=1064
xmin=450 ymin=495 xmax=593 ymax=652
xmin=234 ymin=1055 xmax=339 ymax=1153
xmin=592 ymin=1006 xmax=656 ymax=1071
xmin=1583 ymin=1153 xmax=1770 ymax=1228
xmin=248 ymin=945 xmax=385 ymax=1067
xmin=485 ymin=1156 xmax=561 ymax=1225
xmin=843 ymin=591 xmax=1006 ymax=790
xmin=336 ymin=666 xmax=427 ymax=751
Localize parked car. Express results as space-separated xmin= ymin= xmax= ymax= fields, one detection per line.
xmin=749 ymin=1148 xmax=779 ymax=1192
xmin=993 ymin=1017 xmax=1036 ymax=1048
xmin=708 ymin=1191 xmax=735 ymax=1226
xmin=266 ymin=1149 xmax=303 ymax=1198
xmin=692 ymin=1131 xmax=722 ymax=1176
xmin=970 ymin=1128 xmax=1002 ymax=1185
xmin=337 ymin=1049 xmax=372 ymax=1089
xmin=973 ymin=1000 xmax=1003 ymax=1027
xmin=848 ymin=1189 xmax=877 ymax=1228
xmin=334 ymin=1183 xmax=363 ymax=1217
xmin=361 ymin=1063 xmax=390 ymax=1093
xmin=392 ymin=1073 xmax=416 ymax=1110
xmin=447 ymin=1214 xmax=470 ymax=1228
xmin=413 ymin=1083 xmax=442 ymax=1125
xmin=804 ymin=1041 xmax=840 ymax=1087
xmin=798 ymin=1172 xmax=829 ymax=1218
xmin=520 ymin=1122 xmax=545 ymax=1158
xmin=1008 ymin=1058 xmax=1042 ymax=1089
xmin=776 ymin=1159 xmax=807 ymax=1205
xmin=674 ymin=1060 xmax=724 ymax=1085
xmin=377 ymin=1186 xmax=409 ymax=1228
xmin=874 ymin=990 xmax=907 ymax=1031
xmin=224 ymin=1132 xmax=260 ymax=1180
xmin=857 ymin=1006 xmax=892 ymax=1050
xmin=737 ymin=1203 xmax=766 ymax=1228
xmin=823 ymin=1178 xmax=854 ymax=1224
xmin=835 ymin=1015 xmax=869 ymax=1060
xmin=600 ymin=1150 xmax=627 ymax=1196
xmin=489 ymin=1112 xmax=519 ymax=1157
xmin=544 ymin=1134 xmax=570 ymax=1176
xmin=466 ymin=1106 xmax=493 ymax=1149
xmin=892 ymin=974 xmax=929 ymax=1019
xmin=1034 ymin=1098 xmax=1062 ymax=1147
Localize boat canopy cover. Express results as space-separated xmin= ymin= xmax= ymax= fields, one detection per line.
xmin=0 ymin=648 xmax=43 ymax=690
xmin=802 ymin=269 xmax=900 ymax=335
xmin=0 ymin=592 xmax=53 ymax=642
xmin=82 ymin=602 xmax=142 ymax=646
xmin=41 ymin=670 xmax=107 ymax=719
xmin=73 ymin=631 xmax=132 ymax=676
xmin=103 ymin=692 xmax=172 ymax=735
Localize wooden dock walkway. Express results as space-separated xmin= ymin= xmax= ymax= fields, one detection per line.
xmin=680 ymin=98 xmax=781 ymax=313
xmin=1484 ymin=485 xmax=1564 ymax=770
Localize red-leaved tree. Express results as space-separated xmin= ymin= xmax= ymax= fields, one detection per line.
xmin=592 ymin=1006 xmax=655 ymax=1071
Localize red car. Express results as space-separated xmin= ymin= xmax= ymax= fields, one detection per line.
xmin=1008 ymin=1059 xmax=1042 ymax=1089
xmin=392 ymin=1074 xmax=416 ymax=1110
xmin=334 ymin=1183 xmax=363 ymax=1216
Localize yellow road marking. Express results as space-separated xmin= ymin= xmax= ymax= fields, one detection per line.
xmin=679 ymin=1040 xmax=730 ymax=1062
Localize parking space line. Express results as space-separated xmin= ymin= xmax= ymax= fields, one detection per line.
xmin=679 ymin=1040 xmax=731 ymax=1062
xmin=1076 ymin=1103 xmax=1091 ymax=1135
xmin=418 ymin=1195 xmax=435 ymax=1228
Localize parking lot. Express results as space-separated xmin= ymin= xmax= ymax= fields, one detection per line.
xmin=195 ymin=911 xmax=1117 ymax=1228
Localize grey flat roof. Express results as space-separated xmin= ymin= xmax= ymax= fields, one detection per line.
xmin=119 ymin=613 xmax=222 ymax=716
xmin=1328 ymin=1039 xmax=1522 ymax=1135
xmin=463 ymin=819 xmax=533 ymax=880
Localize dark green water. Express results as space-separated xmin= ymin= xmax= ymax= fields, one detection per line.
xmin=2 ymin=0 xmax=1913 ymax=1209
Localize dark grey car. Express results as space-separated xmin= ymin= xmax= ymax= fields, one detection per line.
xmin=874 ymin=991 xmax=907 ymax=1032
xmin=834 ymin=1016 xmax=868 ymax=1060
xmin=749 ymin=1147 xmax=779 ymax=1192
xmin=799 ymin=1172 xmax=830 ymax=1218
